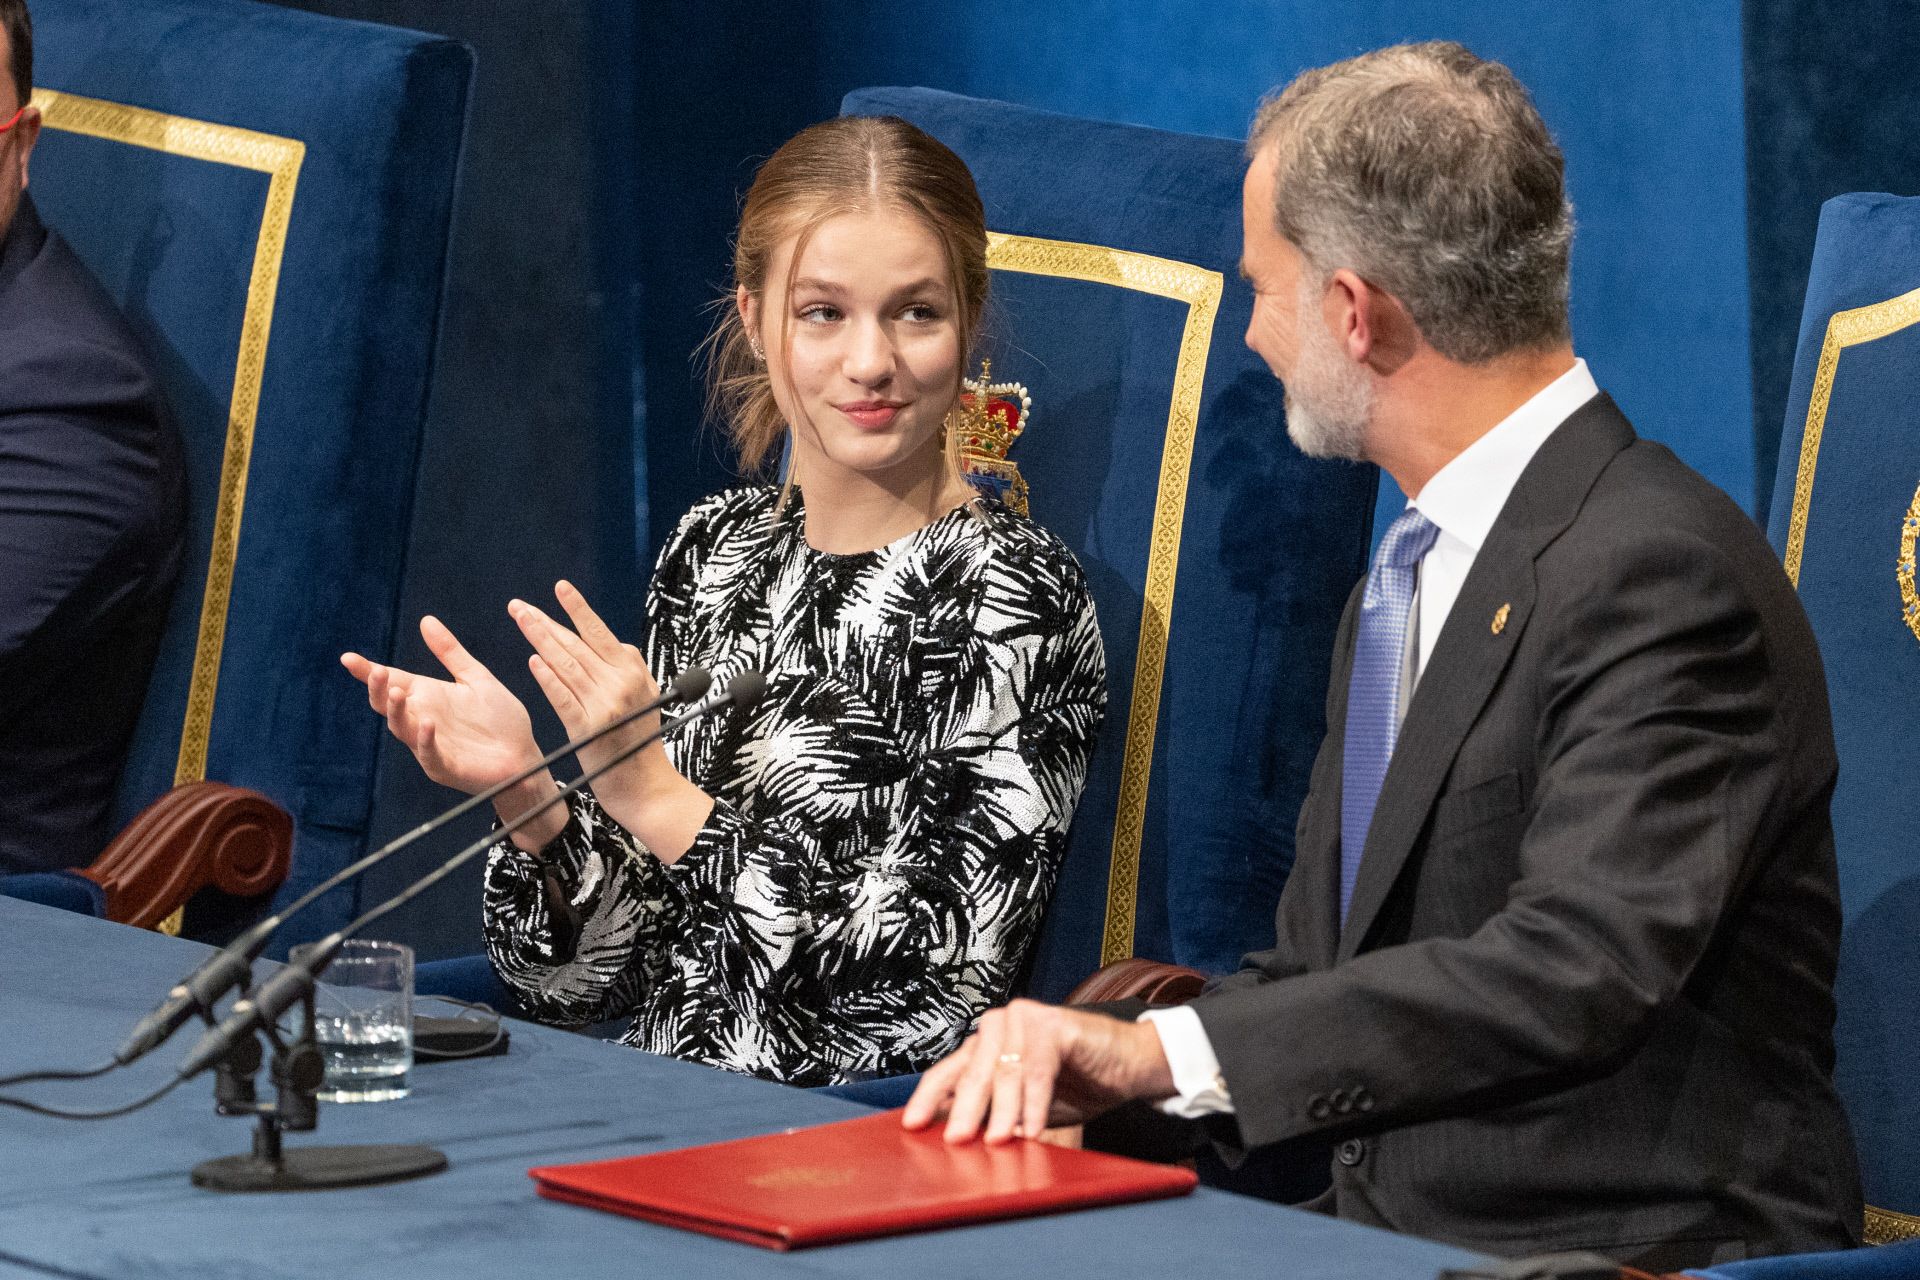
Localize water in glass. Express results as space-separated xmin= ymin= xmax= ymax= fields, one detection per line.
xmin=291 ymin=938 xmax=413 ymax=1103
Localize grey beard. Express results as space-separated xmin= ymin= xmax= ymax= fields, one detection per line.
xmin=1284 ymin=386 xmax=1370 ymax=462
xmin=1281 ymin=272 xmax=1375 ymax=463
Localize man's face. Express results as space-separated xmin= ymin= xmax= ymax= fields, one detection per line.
xmin=1240 ymin=145 xmax=1373 ymax=463
xmin=0 ymin=28 xmax=39 ymax=242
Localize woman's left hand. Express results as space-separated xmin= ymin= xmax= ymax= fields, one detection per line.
xmin=510 ymin=582 xmax=672 ymax=799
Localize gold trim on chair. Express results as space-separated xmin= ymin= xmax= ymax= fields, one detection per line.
xmin=985 ymin=231 xmax=1224 ymax=966
xmin=1866 ymin=1204 xmax=1920 ymax=1246
xmin=32 ymin=90 xmax=304 ymax=935
xmin=1782 ymin=283 xmax=1920 ymax=587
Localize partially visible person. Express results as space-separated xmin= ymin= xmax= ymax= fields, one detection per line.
xmin=904 ymin=43 xmax=1860 ymax=1270
xmin=345 ymin=116 xmax=1107 ymax=1086
xmin=0 ymin=0 xmax=187 ymax=875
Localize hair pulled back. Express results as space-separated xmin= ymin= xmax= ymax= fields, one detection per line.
xmin=705 ymin=115 xmax=990 ymax=474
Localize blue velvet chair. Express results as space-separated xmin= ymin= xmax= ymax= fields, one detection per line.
xmin=1682 ymin=193 xmax=1920 ymax=1279
xmin=1689 ymin=1241 xmax=1920 ymax=1280
xmin=0 ymin=0 xmax=471 ymax=943
xmin=840 ymin=87 xmax=1376 ymax=1002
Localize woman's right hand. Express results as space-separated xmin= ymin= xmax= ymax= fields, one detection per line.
xmin=341 ymin=615 xmax=544 ymax=796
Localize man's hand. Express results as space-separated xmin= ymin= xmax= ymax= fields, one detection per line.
xmin=902 ymin=999 xmax=1178 ymax=1144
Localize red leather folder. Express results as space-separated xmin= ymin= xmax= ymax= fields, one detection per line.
xmin=528 ymin=1108 xmax=1199 ymax=1250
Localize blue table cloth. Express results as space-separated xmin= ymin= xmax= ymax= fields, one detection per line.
xmin=0 ymin=898 xmax=1485 ymax=1278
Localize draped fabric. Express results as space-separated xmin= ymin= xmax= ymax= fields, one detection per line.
xmin=484 ymin=486 xmax=1106 ymax=1085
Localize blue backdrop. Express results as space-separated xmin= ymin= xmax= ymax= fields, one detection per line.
xmin=1743 ymin=0 xmax=1920 ymax=516
xmin=636 ymin=0 xmax=1754 ymax=551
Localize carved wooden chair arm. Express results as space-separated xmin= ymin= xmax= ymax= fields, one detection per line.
xmin=1063 ymin=956 xmax=1208 ymax=1008
xmin=78 ymin=781 xmax=292 ymax=931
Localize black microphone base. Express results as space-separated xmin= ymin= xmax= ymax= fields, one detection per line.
xmin=192 ymin=1143 xmax=447 ymax=1192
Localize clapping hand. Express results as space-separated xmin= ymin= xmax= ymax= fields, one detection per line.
xmin=507 ymin=581 xmax=671 ymax=806
xmin=342 ymin=615 xmax=542 ymax=796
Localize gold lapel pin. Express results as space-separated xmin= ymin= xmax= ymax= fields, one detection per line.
xmin=1491 ymin=603 xmax=1511 ymax=635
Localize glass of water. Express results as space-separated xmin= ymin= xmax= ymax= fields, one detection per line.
xmin=288 ymin=938 xmax=413 ymax=1103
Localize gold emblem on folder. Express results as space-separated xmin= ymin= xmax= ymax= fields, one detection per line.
xmin=1491 ymin=603 xmax=1511 ymax=636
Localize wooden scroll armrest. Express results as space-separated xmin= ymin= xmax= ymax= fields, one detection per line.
xmin=1063 ymin=956 xmax=1207 ymax=1008
xmin=77 ymin=781 xmax=292 ymax=931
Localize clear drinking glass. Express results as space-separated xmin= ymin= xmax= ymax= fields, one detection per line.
xmin=288 ymin=938 xmax=414 ymax=1103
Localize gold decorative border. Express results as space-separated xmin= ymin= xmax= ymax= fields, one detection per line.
xmin=1901 ymin=484 xmax=1920 ymax=643
xmin=1866 ymin=1204 xmax=1920 ymax=1246
xmin=986 ymin=231 xmax=1224 ymax=965
xmin=1782 ymin=283 xmax=1920 ymax=586
xmin=33 ymin=90 xmax=304 ymax=790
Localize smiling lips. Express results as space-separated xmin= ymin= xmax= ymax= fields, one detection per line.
xmin=836 ymin=400 xmax=905 ymax=430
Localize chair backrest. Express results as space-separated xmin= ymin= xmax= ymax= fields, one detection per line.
xmin=30 ymin=0 xmax=472 ymax=940
xmin=1765 ymin=191 xmax=1920 ymax=1237
xmin=842 ymin=88 xmax=1376 ymax=1001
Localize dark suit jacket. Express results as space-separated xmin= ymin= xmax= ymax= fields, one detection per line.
xmin=1100 ymin=396 xmax=1863 ymax=1270
xmin=0 ymin=194 xmax=185 ymax=875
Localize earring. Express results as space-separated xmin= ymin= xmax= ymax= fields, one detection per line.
xmin=748 ymin=336 xmax=765 ymax=363
xmin=951 ymin=358 xmax=993 ymax=446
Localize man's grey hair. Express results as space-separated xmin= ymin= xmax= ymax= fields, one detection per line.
xmin=1249 ymin=41 xmax=1573 ymax=364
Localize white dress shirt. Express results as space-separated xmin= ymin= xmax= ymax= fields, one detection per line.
xmin=1141 ymin=358 xmax=1601 ymax=1118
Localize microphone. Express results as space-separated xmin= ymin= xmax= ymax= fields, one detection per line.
xmin=177 ymin=670 xmax=768 ymax=1081
xmin=115 ymin=665 xmax=714 ymax=1067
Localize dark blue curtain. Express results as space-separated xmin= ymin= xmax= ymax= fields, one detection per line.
xmin=1743 ymin=0 xmax=1920 ymax=516
xmin=266 ymin=0 xmax=640 ymax=958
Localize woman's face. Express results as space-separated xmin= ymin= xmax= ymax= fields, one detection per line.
xmin=742 ymin=206 xmax=964 ymax=490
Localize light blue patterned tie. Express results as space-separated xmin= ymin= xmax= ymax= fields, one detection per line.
xmin=1339 ymin=507 xmax=1440 ymax=925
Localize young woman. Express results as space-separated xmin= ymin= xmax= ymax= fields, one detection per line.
xmin=343 ymin=116 xmax=1106 ymax=1087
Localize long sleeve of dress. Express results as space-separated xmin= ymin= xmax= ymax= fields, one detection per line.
xmin=480 ymin=499 xmax=723 ymax=1027
xmin=481 ymin=790 xmax=673 ymax=1027
xmin=483 ymin=488 xmax=1107 ymax=1083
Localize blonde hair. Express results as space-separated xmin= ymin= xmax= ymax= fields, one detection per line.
xmin=703 ymin=115 xmax=991 ymax=481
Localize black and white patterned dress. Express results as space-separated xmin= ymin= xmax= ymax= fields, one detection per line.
xmin=482 ymin=485 xmax=1107 ymax=1086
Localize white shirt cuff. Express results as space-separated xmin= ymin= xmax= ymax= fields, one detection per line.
xmin=1138 ymin=1004 xmax=1234 ymax=1117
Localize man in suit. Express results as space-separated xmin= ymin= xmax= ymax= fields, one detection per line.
xmin=905 ymin=42 xmax=1862 ymax=1269
xmin=0 ymin=0 xmax=187 ymax=874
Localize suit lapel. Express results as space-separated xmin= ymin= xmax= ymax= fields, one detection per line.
xmin=1335 ymin=395 xmax=1637 ymax=961
xmin=1296 ymin=582 xmax=1363 ymax=971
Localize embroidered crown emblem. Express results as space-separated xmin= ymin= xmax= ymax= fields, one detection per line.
xmin=955 ymin=359 xmax=1033 ymax=516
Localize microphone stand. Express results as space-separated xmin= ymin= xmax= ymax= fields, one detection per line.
xmin=188 ymin=672 xmax=766 ymax=1193
xmin=114 ymin=669 xmax=713 ymax=1070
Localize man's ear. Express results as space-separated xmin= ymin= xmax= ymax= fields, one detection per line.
xmin=1327 ymin=268 xmax=1374 ymax=362
xmin=13 ymin=104 xmax=38 ymax=186
xmin=1331 ymin=267 xmax=1417 ymax=375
